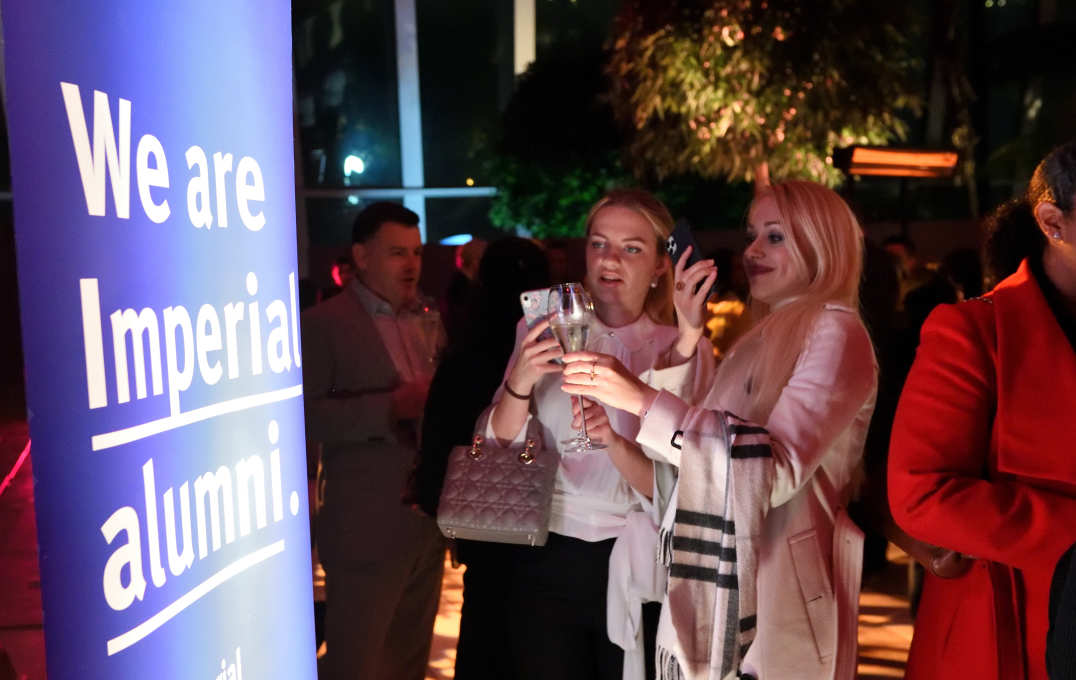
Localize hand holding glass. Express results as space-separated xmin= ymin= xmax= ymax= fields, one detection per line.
xmin=548 ymin=283 xmax=605 ymax=452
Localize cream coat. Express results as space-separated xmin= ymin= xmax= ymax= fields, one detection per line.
xmin=638 ymin=305 xmax=876 ymax=680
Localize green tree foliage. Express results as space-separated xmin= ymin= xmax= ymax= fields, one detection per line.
xmin=482 ymin=45 xmax=633 ymax=238
xmin=607 ymin=0 xmax=923 ymax=186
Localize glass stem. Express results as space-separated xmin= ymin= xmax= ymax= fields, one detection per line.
xmin=576 ymin=395 xmax=590 ymax=442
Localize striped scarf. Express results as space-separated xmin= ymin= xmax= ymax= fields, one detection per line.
xmin=657 ymin=411 xmax=774 ymax=680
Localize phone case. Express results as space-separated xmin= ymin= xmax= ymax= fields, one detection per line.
xmin=667 ymin=219 xmax=718 ymax=296
xmin=520 ymin=288 xmax=552 ymax=329
xmin=667 ymin=219 xmax=704 ymax=269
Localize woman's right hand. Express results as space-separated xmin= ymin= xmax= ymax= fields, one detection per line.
xmin=504 ymin=319 xmax=564 ymax=395
xmin=897 ymin=529 xmax=975 ymax=579
xmin=927 ymin=547 xmax=975 ymax=579
xmin=671 ymin=246 xmax=718 ymax=359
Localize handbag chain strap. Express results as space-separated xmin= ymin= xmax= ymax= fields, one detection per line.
xmin=467 ymin=434 xmax=539 ymax=465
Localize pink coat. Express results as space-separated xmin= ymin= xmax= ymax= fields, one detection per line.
xmin=639 ymin=305 xmax=877 ymax=679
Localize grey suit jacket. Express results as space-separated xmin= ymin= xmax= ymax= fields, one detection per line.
xmin=302 ymin=287 xmax=438 ymax=565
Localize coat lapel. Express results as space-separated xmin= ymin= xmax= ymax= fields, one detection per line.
xmin=992 ymin=261 xmax=1076 ymax=492
xmin=339 ymin=286 xmax=400 ymax=391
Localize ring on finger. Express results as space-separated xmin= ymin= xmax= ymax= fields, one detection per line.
xmin=589 ymin=362 xmax=597 ymax=381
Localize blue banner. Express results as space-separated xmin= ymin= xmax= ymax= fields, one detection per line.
xmin=3 ymin=1 xmax=317 ymax=677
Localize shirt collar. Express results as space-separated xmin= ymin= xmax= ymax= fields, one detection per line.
xmin=590 ymin=313 xmax=658 ymax=352
xmin=351 ymin=280 xmax=396 ymax=318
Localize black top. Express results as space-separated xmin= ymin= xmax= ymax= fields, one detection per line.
xmin=1039 ymin=251 xmax=1076 ymax=677
xmin=1029 ymin=254 xmax=1076 ymax=355
xmin=1049 ymin=543 xmax=1076 ymax=679
xmin=407 ymin=341 xmax=510 ymax=518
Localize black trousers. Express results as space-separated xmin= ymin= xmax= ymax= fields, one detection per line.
xmin=454 ymin=540 xmax=525 ymax=680
xmin=508 ymin=532 xmax=660 ymax=680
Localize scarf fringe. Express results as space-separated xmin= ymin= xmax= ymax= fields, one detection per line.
xmin=658 ymin=646 xmax=686 ymax=680
xmin=658 ymin=523 xmax=674 ymax=567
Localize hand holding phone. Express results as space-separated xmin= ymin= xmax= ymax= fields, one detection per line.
xmin=509 ymin=288 xmax=564 ymax=388
xmin=666 ymin=219 xmax=718 ymax=356
xmin=520 ymin=288 xmax=554 ymax=340
xmin=666 ymin=218 xmax=718 ymax=296
xmin=519 ymin=287 xmax=564 ymax=367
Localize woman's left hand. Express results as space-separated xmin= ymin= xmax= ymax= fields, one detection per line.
xmin=570 ymin=398 xmax=622 ymax=448
xmin=561 ymin=351 xmax=657 ymax=417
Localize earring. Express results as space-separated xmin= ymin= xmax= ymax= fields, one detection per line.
xmin=1053 ymin=232 xmax=1063 ymax=241
xmin=650 ymin=280 xmax=658 ymax=288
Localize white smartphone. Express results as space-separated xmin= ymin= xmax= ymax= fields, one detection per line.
xmin=519 ymin=288 xmax=560 ymax=363
xmin=520 ymin=287 xmax=552 ymax=331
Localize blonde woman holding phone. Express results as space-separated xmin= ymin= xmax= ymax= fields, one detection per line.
xmin=485 ymin=189 xmax=715 ymax=680
xmin=564 ymin=181 xmax=877 ymax=680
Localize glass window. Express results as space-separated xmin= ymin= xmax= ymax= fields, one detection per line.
xmin=305 ymin=196 xmax=403 ymax=248
xmin=416 ymin=0 xmax=513 ymax=187
xmin=536 ymin=0 xmax=618 ymax=59
xmin=294 ymin=0 xmax=402 ymax=188
xmin=425 ymin=196 xmax=501 ymax=244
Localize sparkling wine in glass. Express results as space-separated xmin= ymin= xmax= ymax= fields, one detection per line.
xmin=417 ymin=299 xmax=441 ymax=368
xmin=548 ymin=283 xmax=606 ymax=453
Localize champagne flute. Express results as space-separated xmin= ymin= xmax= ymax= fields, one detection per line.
xmin=548 ymin=283 xmax=606 ymax=453
xmin=417 ymin=300 xmax=441 ymax=367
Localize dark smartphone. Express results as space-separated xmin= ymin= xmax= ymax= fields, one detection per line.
xmin=666 ymin=218 xmax=718 ymax=295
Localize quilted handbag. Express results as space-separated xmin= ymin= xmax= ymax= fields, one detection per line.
xmin=436 ymin=420 xmax=559 ymax=547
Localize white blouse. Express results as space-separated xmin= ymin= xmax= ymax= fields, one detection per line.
xmin=488 ymin=313 xmax=714 ymax=542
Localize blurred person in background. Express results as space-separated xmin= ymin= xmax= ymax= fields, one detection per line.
xmin=302 ymin=202 xmax=444 ymax=680
xmin=406 ymin=237 xmax=550 ymax=680
xmin=440 ymin=238 xmax=488 ymax=345
xmin=883 ymin=234 xmax=932 ymax=306
xmin=545 ymin=238 xmax=575 ymax=284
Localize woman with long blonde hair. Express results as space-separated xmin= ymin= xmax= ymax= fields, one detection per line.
xmin=564 ymin=180 xmax=877 ymax=679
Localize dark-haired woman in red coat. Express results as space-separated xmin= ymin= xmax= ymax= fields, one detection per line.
xmin=889 ymin=139 xmax=1076 ymax=679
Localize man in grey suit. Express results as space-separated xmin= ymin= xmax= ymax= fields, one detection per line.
xmin=302 ymin=202 xmax=444 ymax=679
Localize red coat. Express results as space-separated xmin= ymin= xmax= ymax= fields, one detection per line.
xmin=889 ymin=260 xmax=1076 ymax=680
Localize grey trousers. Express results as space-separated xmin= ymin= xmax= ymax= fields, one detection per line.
xmin=320 ymin=521 xmax=444 ymax=680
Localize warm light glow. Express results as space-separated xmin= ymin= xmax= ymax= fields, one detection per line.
xmin=840 ymin=146 xmax=959 ymax=178
xmin=465 ymin=177 xmax=475 ymax=186
xmin=426 ymin=554 xmax=464 ymax=680
xmin=851 ymin=148 xmax=958 ymax=169
xmin=851 ymin=167 xmax=953 ymax=178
